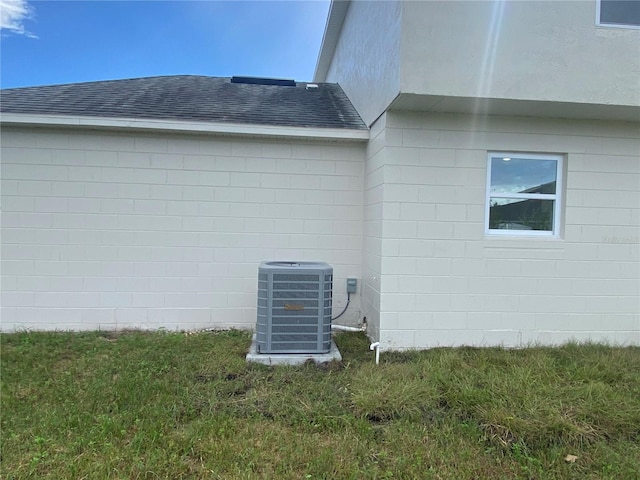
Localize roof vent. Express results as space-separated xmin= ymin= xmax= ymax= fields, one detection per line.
xmin=306 ymin=84 xmax=319 ymax=90
xmin=231 ymin=76 xmax=296 ymax=87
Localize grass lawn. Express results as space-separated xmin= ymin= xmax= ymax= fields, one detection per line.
xmin=1 ymin=330 xmax=639 ymax=479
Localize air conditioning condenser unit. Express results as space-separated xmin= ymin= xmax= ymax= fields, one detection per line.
xmin=256 ymin=261 xmax=332 ymax=354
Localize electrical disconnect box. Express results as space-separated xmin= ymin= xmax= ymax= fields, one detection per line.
xmin=346 ymin=278 xmax=357 ymax=294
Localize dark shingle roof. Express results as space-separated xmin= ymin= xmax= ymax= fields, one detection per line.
xmin=0 ymin=75 xmax=366 ymax=130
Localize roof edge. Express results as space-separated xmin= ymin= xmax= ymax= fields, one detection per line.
xmin=314 ymin=0 xmax=351 ymax=82
xmin=0 ymin=113 xmax=370 ymax=141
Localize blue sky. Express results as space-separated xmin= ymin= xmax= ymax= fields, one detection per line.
xmin=0 ymin=0 xmax=331 ymax=88
xmin=490 ymin=157 xmax=558 ymax=195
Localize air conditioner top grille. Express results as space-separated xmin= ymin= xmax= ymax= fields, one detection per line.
xmin=260 ymin=261 xmax=332 ymax=271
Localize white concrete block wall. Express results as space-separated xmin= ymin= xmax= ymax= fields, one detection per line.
xmin=1 ymin=127 xmax=366 ymax=331
xmin=374 ymin=111 xmax=639 ymax=349
xmin=361 ymin=115 xmax=387 ymax=340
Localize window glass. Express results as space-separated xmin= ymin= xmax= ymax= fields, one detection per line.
xmin=489 ymin=198 xmax=555 ymax=231
xmin=599 ymin=0 xmax=640 ymax=27
xmin=486 ymin=153 xmax=563 ymax=236
xmin=490 ymin=157 xmax=557 ymax=195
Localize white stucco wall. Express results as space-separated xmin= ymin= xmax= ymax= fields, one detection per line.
xmin=370 ymin=111 xmax=639 ymax=349
xmin=1 ymin=127 xmax=366 ymax=331
xmin=324 ymin=0 xmax=402 ymax=127
xmin=401 ymin=0 xmax=640 ymax=107
xmin=320 ymin=0 xmax=640 ymax=125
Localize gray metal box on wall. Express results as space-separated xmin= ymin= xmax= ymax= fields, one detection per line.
xmin=256 ymin=261 xmax=333 ymax=354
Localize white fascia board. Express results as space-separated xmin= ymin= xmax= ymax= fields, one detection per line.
xmin=0 ymin=113 xmax=369 ymax=142
xmin=389 ymin=93 xmax=640 ymax=122
xmin=314 ymin=0 xmax=351 ymax=82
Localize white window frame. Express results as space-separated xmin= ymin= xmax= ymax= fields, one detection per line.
xmin=596 ymin=0 xmax=640 ymax=29
xmin=485 ymin=152 xmax=563 ymax=237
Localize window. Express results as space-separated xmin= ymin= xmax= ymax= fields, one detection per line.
xmin=485 ymin=153 xmax=563 ymax=236
xmin=597 ymin=0 xmax=640 ymax=28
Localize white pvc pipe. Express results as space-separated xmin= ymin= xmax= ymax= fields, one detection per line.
xmin=331 ymin=324 xmax=366 ymax=332
xmin=370 ymin=341 xmax=381 ymax=364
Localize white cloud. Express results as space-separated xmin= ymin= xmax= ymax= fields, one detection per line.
xmin=1 ymin=0 xmax=34 ymax=36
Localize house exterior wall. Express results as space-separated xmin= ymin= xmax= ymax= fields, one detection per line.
xmin=1 ymin=127 xmax=366 ymax=331
xmin=319 ymin=1 xmax=640 ymax=125
xmin=400 ymin=1 xmax=640 ymax=106
xmin=371 ymin=111 xmax=639 ymax=349
xmin=361 ymin=114 xmax=388 ymax=340
xmin=324 ymin=0 xmax=401 ymax=126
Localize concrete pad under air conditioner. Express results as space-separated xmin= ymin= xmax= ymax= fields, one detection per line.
xmin=246 ymin=334 xmax=342 ymax=366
